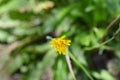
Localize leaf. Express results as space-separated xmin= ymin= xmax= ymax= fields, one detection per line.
xmin=93 ymin=27 xmax=104 ymax=39
xmin=0 ymin=30 xmax=16 ymax=42
xmin=101 ymin=70 xmax=115 ymax=80
xmin=71 ymin=43 xmax=87 ymax=66
xmin=0 ymin=0 xmax=28 ymax=14
xmin=54 ymin=57 xmax=68 ymax=80
xmin=75 ymin=32 xmax=91 ymax=46
xmin=7 ymin=55 xmax=24 ymax=73
xmin=92 ymin=70 xmax=115 ymax=80
xmin=43 ymin=5 xmax=75 ymax=34
xmin=0 ymin=30 xmax=9 ymax=42
xmin=26 ymin=49 xmax=57 ymax=80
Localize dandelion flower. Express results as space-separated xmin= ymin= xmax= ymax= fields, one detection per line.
xmin=50 ymin=35 xmax=71 ymax=55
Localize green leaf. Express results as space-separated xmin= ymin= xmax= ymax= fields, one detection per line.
xmin=0 ymin=0 xmax=28 ymax=14
xmin=7 ymin=55 xmax=24 ymax=73
xmin=54 ymin=58 xmax=68 ymax=80
xmin=101 ymin=70 xmax=115 ymax=80
xmin=0 ymin=30 xmax=16 ymax=42
xmin=0 ymin=30 xmax=9 ymax=42
xmin=75 ymin=32 xmax=91 ymax=46
xmin=93 ymin=27 xmax=104 ymax=38
xmin=43 ymin=5 xmax=75 ymax=34
xmin=26 ymin=49 xmax=57 ymax=80
xmin=92 ymin=70 xmax=115 ymax=80
xmin=71 ymin=43 xmax=87 ymax=66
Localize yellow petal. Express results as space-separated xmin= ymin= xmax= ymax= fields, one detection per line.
xmin=50 ymin=35 xmax=71 ymax=55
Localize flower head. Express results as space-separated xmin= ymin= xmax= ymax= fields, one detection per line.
xmin=50 ymin=35 xmax=71 ymax=55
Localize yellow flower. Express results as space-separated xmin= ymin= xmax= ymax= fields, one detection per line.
xmin=50 ymin=35 xmax=71 ymax=55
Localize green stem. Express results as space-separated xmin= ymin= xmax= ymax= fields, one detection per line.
xmin=65 ymin=53 xmax=76 ymax=80
xmin=85 ymin=26 xmax=120 ymax=51
xmin=68 ymin=52 xmax=94 ymax=80
xmin=102 ymin=16 xmax=120 ymax=39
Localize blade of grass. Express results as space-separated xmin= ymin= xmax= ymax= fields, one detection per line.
xmin=68 ymin=52 xmax=94 ymax=80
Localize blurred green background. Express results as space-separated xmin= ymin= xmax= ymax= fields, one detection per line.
xmin=0 ymin=0 xmax=120 ymax=80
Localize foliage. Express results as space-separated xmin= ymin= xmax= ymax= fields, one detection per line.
xmin=0 ymin=0 xmax=120 ymax=80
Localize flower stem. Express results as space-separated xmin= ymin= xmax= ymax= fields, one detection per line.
xmin=68 ymin=52 xmax=94 ymax=80
xmin=65 ymin=50 xmax=76 ymax=80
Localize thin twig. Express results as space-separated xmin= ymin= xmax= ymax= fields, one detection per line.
xmin=85 ymin=25 xmax=120 ymax=51
xmin=102 ymin=15 xmax=120 ymax=39
xmin=98 ymin=25 xmax=120 ymax=47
